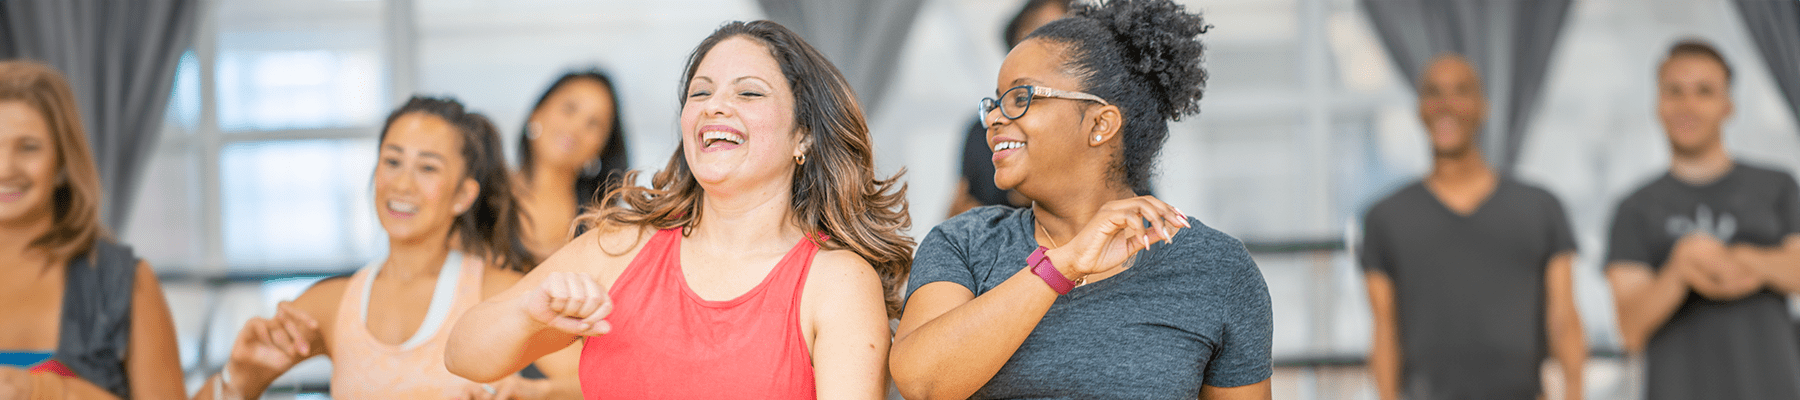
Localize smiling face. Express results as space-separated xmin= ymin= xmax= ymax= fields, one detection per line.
xmin=679 ymin=36 xmax=804 ymax=194
xmin=374 ymin=113 xmax=479 ymax=246
xmin=528 ymin=77 xmax=615 ymax=172
xmin=987 ymin=39 xmax=1113 ymax=196
xmin=1657 ymin=55 xmax=1733 ymax=157
xmin=1417 ymin=56 xmax=1487 ymax=159
xmin=0 ymin=101 xmax=58 ymax=226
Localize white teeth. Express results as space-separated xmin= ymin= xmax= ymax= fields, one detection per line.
xmin=387 ymin=201 xmax=419 ymax=213
xmin=992 ymin=141 xmax=1025 ymax=152
xmin=702 ymin=130 xmax=744 ymax=146
xmin=0 ymin=185 xmax=22 ymax=194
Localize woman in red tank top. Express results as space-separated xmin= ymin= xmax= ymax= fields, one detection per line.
xmin=446 ymin=20 xmax=915 ymax=400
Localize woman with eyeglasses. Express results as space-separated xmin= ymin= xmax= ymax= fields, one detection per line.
xmin=889 ymin=0 xmax=1272 ymax=399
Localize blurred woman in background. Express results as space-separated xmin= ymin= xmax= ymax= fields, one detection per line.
xmin=0 ymin=60 xmax=185 ymax=400
xmin=515 ymin=70 xmax=631 ymax=263
xmin=446 ymin=20 xmax=913 ymax=399
xmin=198 ymin=96 xmax=578 ymax=399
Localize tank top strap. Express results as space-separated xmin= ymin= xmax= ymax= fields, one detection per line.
xmin=766 ymin=235 xmax=822 ymax=307
xmin=330 ymin=261 xmax=381 ymax=352
xmin=612 ymin=228 xmax=683 ymax=292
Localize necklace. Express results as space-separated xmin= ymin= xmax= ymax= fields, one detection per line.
xmin=1034 ymin=211 xmax=1143 ymax=290
xmin=1036 ymin=219 xmax=1091 ymax=287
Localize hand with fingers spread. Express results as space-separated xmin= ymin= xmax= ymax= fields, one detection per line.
xmin=228 ymin=301 xmax=323 ymax=380
xmin=524 ymin=271 xmax=614 ymax=336
xmin=1043 ymin=195 xmax=1192 ymax=281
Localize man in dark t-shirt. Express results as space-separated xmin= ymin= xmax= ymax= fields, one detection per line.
xmin=1360 ymin=54 xmax=1586 ymax=400
xmin=1604 ymin=39 xmax=1800 ymax=400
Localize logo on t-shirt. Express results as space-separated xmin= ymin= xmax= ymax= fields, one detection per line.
xmin=1666 ymin=204 xmax=1736 ymax=242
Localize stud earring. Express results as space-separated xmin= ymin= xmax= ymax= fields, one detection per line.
xmin=1094 ymin=135 xmax=1103 ymax=142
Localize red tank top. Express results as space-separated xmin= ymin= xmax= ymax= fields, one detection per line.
xmin=579 ymin=228 xmax=818 ymax=399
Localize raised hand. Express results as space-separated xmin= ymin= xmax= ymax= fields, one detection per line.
xmin=1045 ymin=195 xmax=1191 ymax=279
xmin=522 ymin=271 xmax=613 ymax=336
xmin=229 ymin=301 xmax=322 ymax=376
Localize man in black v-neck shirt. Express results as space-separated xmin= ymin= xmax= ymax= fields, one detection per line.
xmin=1359 ymin=54 xmax=1586 ymax=400
xmin=1604 ymin=39 xmax=1800 ymax=400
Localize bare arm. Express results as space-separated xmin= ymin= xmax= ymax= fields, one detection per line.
xmin=1543 ymin=253 xmax=1584 ymax=400
xmin=445 ymin=228 xmax=632 ymax=383
xmin=892 ymin=196 xmax=1186 ymax=399
xmin=1604 ymin=260 xmax=1688 ymax=353
xmin=1363 ymin=272 xmax=1401 ymax=400
xmin=804 ymin=251 xmax=890 ymax=400
xmin=1733 ymin=235 xmax=1800 ymax=295
xmin=890 ymin=272 xmax=1056 ymax=400
xmin=12 ymin=261 xmax=186 ymax=400
xmin=459 ymin=269 xmax=585 ymax=400
xmin=125 ymin=261 xmax=186 ymax=400
xmin=1200 ymin=379 xmax=1272 ymax=400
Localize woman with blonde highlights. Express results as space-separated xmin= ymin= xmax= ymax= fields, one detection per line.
xmin=0 ymin=60 xmax=185 ymax=399
xmin=447 ymin=20 xmax=912 ymax=400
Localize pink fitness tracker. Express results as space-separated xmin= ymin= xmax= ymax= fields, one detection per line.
xmin=1028 ymin=246 xmax=1076 ymax=295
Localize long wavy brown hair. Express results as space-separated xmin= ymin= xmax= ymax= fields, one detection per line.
xmin=0 ymin=61 xmax=107 ymax=262
xmin=578 ymin=20 xmax=915 ymax=317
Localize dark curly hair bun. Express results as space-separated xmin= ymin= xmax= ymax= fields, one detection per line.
xmin=1024 ymin=0 xmax=1208 ymax=192
xmin=1079 ymin=0 xmax=1209 ymax=120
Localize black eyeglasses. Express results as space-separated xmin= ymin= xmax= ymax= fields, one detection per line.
xmin=978 ymin=85 xmax=1111 ymax=123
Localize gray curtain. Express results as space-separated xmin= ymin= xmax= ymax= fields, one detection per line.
xmin=0 ymin=0 xmax=199 ymax=232
xmin=757 ymin=0 xmax=925 ymax=114
xmin=1360 ymin=0 xmax=1572 ymax=175
xmin=1734 ymin=0 xmax=1800 ymax=130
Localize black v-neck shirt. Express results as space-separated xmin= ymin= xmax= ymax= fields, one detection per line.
xmin=1360 ymin=178 xmax=1578 ymax=399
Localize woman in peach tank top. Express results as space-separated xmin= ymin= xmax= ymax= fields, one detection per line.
xmin=196 ymin=97 xmax=581 ymax=400
xmin=446 ymin=20 xmax=914 ymax=400
xmin=327 ymin=251 xmax=484 ymax=398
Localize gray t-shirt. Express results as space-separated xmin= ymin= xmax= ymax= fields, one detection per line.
xmin=905 ymin=206 xmax=1272 ymax=399
xmin=1359 ymin=179 xmax=1578 ymax=400
xmin=1605 ymin=162 xmax=1800 ymax=400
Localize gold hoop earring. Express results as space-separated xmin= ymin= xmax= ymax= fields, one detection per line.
xmin=795 ymin=154 xmax=807 ymax=165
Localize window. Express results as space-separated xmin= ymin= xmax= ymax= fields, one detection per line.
xmin=123 ymin=0 xmax=399 ymax=273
